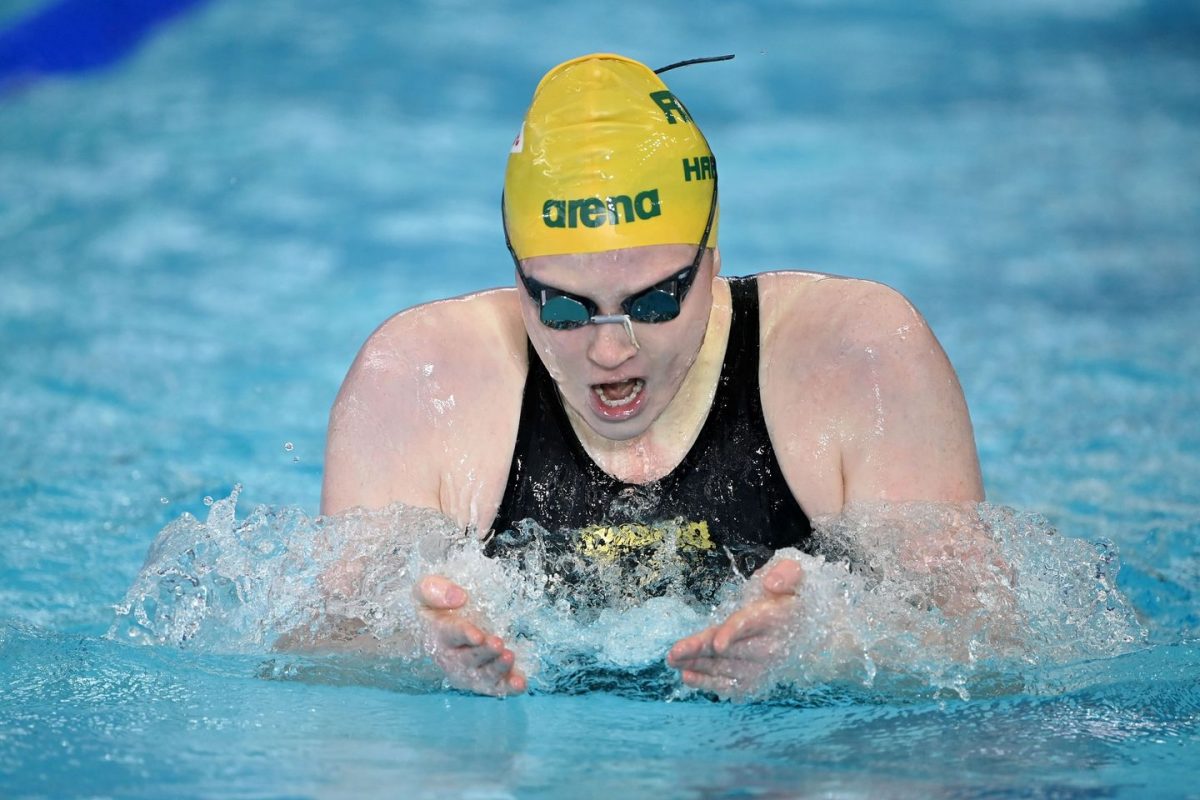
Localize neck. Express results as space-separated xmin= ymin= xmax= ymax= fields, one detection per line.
xmin=565 ymin=278 xmax=732 ymax=484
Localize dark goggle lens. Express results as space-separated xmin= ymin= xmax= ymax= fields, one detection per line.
xmin=628 ymin=290 xmax=681 ymax=323
xmin=540 ymin=295 xmax=592 ymax=329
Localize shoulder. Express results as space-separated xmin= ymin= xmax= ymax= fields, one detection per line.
xmin=337 ymin=288 xmax=527 ymax=415
xmin=322 ymin=288 xmax=528 ymax=515
xmin=753 ymin=270 xmax=982 ymax=508
xmin=350 ymin=288 xmax=525 ymax=381
xmin=756 ymin=271 xmax=926 ymax=350
xmin=753 ymin=270 xmax=945 ymax=386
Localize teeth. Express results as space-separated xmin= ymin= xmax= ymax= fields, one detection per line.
xmin=593 ymin=379 xmax=643 ymax=408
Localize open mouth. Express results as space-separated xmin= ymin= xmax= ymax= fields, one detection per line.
xmin=592 ymin=378 xmax=644 ymax=409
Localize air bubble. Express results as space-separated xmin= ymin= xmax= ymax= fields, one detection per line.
xmin=283 ymin=442 xmax=294 ymax=452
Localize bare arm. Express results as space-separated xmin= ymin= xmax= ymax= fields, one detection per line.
xmin=818 ymin=283 xmax=1004 ymax=622
xmin=672 ymin=277 xmax=999 ymax=696
xmin=832 ymin=282 xmax=983 ymax=506
xmin=306 ymin=298 xmax=529 ymax=695
xmin=321 ymin=312 xmax=447 ymax=517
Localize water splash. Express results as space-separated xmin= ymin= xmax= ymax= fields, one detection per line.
xmin=111 ymin=492 xmax=1146 ymax=700
xmin=756 ymin=503 xmax=1146 ymax=700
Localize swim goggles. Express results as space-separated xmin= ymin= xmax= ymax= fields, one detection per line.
xmin=502 ymin=177 xmax=718 ymax=332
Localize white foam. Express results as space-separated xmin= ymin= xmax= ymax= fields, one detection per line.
xmin=110 ymin=492 xmax=1146 ymax=699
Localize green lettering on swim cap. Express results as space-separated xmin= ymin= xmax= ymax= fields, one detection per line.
xmin=649 ymin=90 xmax=693 ymax=125
xmin=539 ymin=190 xmax=662 ymax=229
xmin=634 ymin=189 xmax=662 ymax=220
xmin=607 ymin=195 xmax=635 ymax=224
xmin=580 ymin=197 xmax=606 ymax=228
xmin=542 ymin=199 xmax=566 ymax=228
xmin=682 ymin=155 xmax=716 ymax=182
xmin=506 ymin=54 xmax=718 ymax=257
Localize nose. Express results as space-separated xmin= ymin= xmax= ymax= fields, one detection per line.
xmin=586 ymin=317 xmax=639 ymax=369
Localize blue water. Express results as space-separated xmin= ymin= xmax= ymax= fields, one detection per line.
xmin=2 ymin=0 xmax=1198 ymax=797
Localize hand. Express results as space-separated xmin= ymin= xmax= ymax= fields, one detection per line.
xmin=415 ymin=575 xmax=527 ymax=696
xmin=667 ymin=558 xmax=804 ymax=698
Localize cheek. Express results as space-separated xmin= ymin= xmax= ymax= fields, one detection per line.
xmin=528 ymin=327 xmax=585 ymax=384
xmin=654 ymin=300 xmax=712 ymax=373
xmin=646 ymin=318 xmax=705 ymax=373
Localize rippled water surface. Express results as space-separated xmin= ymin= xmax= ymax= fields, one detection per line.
xmin=2 ymin=0 xmax=1197 ymax=797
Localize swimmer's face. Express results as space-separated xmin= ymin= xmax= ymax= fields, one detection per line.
xmin=516 ymin=244 xmax=718 ymax=442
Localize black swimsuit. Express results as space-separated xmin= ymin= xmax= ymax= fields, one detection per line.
xmin=487 ymin=276 xmax=812 ymax=602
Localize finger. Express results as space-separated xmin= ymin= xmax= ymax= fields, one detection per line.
xmin=679 ymin=669 xmax=754 ymax=698
xmin=476 ymin=645 xmax=515 ymax=676
xmin=679 ymin=632 xmax=782 ymax=667
xmin=476 ymin=654 xmax=526 ymax=696
xmin=415 ymin=575 xmax=468 ymax=610
xmin=486 ymin=664 xmax=526 ymax=696
xmin=504 ymin=670 xmax=527 ymax=693
xmin=762 ymin=558 xmax=804 ymax=595
xmin=433 ymin=618 xmax=485 ymax=649
xmin=671 ymin=655 xmax=766 ymax=680
xmin=667 ymin=629 xmax=718 ymax=666
xmin=462 ymin=636 xmax=510 ymax=669
xmin=715 ymin=637 xmax=784 ymax=666
xmin=712 ymin=605 xmax=780 ymax=653
xmin=436 ymin=651 xmax=508 ymax=695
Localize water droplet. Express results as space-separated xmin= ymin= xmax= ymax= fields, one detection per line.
xmin=160 ymin=497 xmax=170 ymax=505
xmin=283 ymin=442 xmax=294 ymax=452
xmin=203 ymin=496 xmax=214 ymax=506
xmin=292 ymin=456 xmax=300 ymax=463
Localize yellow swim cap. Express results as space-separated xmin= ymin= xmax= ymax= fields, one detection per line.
xmin=504 ymin=53 xmax=718 ymax=259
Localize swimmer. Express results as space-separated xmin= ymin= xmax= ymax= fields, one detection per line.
xmin=319 ymin=54 xmax=984 ymax=696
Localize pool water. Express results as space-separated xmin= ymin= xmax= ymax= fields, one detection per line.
xmin=2 ymin=0 xmax=1198 ymax=797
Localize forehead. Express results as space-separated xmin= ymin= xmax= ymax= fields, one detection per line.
xmin=520 ymin=244 xmax=697 ymax=295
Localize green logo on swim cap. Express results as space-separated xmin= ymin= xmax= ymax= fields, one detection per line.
xmin=649 ymin=90 xmax=693 ymax=125
xmin=682 ymin=156 xmax=716 ymax=182
xmin=542 ymin=189 xmax=662 ymax=229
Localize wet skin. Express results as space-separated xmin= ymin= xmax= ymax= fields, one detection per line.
xmin=517 ymin=245 xmax=718 ymax=447
xmin=321 ymin=243 xmax=985 ymax=698
xmin=413 ymin=245 xmax=732 ymax=696
xmin=414 ymin=245 xmax=797 ymax=697
xmin=666 ymin=558 xmax=805 ymax=696
xmin=415 ymin=575 xmax=527 ymax=696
